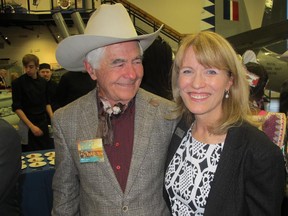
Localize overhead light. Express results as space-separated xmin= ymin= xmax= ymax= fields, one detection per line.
xmin=0 ymin=32 xmax=11 ymax=45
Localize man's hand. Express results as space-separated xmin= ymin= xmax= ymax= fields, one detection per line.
xmin=30 ymin=125 xmax=43 ymax=136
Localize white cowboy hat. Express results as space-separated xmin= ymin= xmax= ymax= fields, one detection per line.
xmin=56 ymin=3 xmax=163 ymax=71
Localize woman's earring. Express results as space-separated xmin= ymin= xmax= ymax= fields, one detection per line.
xmin=225 ymin=90 xmax=229 ymax=99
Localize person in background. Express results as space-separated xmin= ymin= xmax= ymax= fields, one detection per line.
xmin=164 ymin=31 xmax=286 ymax=216
xmin=52 ymin=3 xmax=176 ymax=215
xmin=245 ymin=61 xmax=287 ymax=152
xmin=11 ymin=54 xmax=53 ymax=152
xmin=0 ymin=69 xmax=8 ymax=89
xmin=0 ymin=119 xmax=21 ymax=216
xmin=38 ymin=63 xmax=58 ymax=111
xmin=245 ymin=61 xmax=269 ymax=110
xmin=140 ymin=36 xmax=174 ymax=100
xmin=53 ymin=70 xmax=95 ymax=110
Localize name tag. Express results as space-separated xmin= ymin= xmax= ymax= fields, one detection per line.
xmin=175 ymin=127 xmax=185 ymax=139
xmin=78 ymin=138 xmax=104 ymax=163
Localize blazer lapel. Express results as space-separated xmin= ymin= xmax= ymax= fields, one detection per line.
xmin=77 ymin=90 xmax=98 ymax=139
xmin=125 ymin=90 xmax=158 ymax=194
xmin=78 ymin=89 xmax=123 ymax=194
xmin=165 ymin=117 xmax=190 ymax=169
xmin=204 ymin=126 xmax=246 ymax=215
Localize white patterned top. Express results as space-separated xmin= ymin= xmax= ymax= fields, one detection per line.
xmin=165 ymin=128 xmax=224 ymax=216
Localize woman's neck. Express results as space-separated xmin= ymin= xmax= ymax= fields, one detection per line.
xmin=191 ymin=120 xmax=226 ymax=144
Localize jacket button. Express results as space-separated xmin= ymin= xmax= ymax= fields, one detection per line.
xmin=122 ymin=206 xmax=128 ymax=212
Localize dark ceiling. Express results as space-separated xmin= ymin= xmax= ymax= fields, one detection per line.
xmin=1 ymin=3 xmax=287 ymax=56
xmin=0 ymin=11 xmax=91 ymax=27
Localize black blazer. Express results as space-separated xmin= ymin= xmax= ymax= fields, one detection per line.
xmin=164 ymin=118 xmax=286 ymax=216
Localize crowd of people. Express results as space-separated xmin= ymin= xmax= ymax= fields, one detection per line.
xmin=0 ymin=2 xmax=287 ymax=216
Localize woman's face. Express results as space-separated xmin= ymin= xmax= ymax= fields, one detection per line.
xmin=178 ymin=47 xmax=233 ymax=120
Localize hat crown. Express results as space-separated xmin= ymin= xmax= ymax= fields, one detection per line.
xmin=85 ymin=3 xmax=138 ymax=38
xmin=56 ymin=3 xmax=162 ymax=71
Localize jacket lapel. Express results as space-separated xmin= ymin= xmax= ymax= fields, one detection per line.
xmin=165 ymin=117 xmax=190 ymax=169
xmin=78 ymin=89 xmax=122 ymax=194
xmin=125 ymin=90 xmax=158 ymax=194
xmin=204 ymin=125 xmax=247 ymax=215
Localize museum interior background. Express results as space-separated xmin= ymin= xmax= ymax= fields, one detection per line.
xmin=0 ymin=0 xmax=288 ymax=120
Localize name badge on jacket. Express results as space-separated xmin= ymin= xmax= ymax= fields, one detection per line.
xmin=78 ymin=139 xmax=104 ymax=163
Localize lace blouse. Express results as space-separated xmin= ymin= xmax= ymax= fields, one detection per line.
xmin=165 ymin=128 xmax=224 ymax=216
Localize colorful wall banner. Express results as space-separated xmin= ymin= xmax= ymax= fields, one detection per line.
xmin=201 ymin=0 xmax=215 ymax=31
xmin=223 ymin=0 xmax=239 ymax=21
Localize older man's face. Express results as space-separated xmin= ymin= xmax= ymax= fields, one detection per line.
xmin=88 ymin=41 xmax=143 ymax=106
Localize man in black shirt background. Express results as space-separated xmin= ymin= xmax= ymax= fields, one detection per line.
xmin=38 ymin=63 xmax=58 ymax=112
xmin=11 ymin=54 xmax=53 ymax=151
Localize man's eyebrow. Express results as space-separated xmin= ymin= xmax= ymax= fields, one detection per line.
xmin=111 ymin=58 xmax=126 ymax=65
xmin=110 ymin=55 xmax=143 ymax=65
xmin=135 ymin=55 xmax=143 ymax=60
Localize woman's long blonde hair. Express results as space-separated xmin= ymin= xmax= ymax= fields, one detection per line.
xmin=171 ymin=31 xmax=253 ymax=134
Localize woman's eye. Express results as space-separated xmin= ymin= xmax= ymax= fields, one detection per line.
xmin=180 ymin=69 xmax=191 ymax=74
xmin=206 ymin=69 xmax=217 ymax=75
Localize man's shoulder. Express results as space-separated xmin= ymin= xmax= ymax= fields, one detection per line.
xmin=54 ymin=90 xmax=95 ymax=115
xmin=11 ymin=75 xmax=25 ymax=89
xmin=136 ymin=89 xmax=176 ymax=121
xmin=37 ymin=76 xmax=48 ymax=83
xmin=137 ymin=88 xmax=175 ymax=107
xmin=13 ymin=74 xmax=25 ymax=83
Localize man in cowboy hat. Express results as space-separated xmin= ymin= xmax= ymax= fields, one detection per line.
xmin=52 ymin=3 xmax=177 ymax=215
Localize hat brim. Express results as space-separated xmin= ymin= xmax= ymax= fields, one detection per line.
xmin=56 ymin=26 xmax=163 ymax=71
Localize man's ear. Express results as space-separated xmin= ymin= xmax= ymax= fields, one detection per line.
xmin=84 ymin=60 xmax=97 ymax=80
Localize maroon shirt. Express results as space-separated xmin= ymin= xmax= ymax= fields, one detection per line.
xmin=103 ymin=101 xmax=135 ymax=192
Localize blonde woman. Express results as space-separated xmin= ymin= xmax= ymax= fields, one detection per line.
xmin=164 ymin=31 xmax=286 ymax=216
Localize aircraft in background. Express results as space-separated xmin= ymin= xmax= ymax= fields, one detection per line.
xmin=256 ymin=48 xmax=288 ymax=93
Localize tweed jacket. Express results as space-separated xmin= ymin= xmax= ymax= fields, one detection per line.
xmin=51 ymin=88 xmax=177 ymax=216
xmin=164 ymin=118 xmax=286 ymax=216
